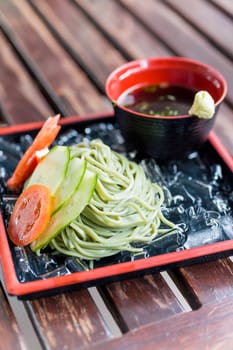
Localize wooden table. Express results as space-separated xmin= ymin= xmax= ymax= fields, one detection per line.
xmin=0 ymin=1 xmax=233 ymax=349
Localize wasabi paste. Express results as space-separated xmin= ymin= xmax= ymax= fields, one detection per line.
xmin=189 ymin=90 xmax=215 ymax=119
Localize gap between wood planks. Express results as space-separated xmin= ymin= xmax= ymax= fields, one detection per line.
xmin=160 ymin=271 xmax=192 ymax=312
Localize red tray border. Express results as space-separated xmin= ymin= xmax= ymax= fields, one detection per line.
xmin=0 ymin=112 xmax=233 ymax=297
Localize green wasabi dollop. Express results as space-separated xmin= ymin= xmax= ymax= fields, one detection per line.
xmin=189 ymin=90 xmax=215 ymax=119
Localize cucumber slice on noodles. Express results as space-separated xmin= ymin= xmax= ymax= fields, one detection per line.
xmin=31 ymin=169 xmax=97 ymax=253
xmin=52 ymin=158 xmax=86 ymax=214
xmin=25 ymin=146 xmax=70 ymax=196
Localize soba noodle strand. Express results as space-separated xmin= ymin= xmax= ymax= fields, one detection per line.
xmin=50 ymin=139 xmax=176 ymax=260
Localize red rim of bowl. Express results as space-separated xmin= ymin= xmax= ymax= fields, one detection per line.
xmin=105 ymin=56 xmax=228 ymax=120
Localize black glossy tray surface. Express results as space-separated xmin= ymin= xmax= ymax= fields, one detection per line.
xmin=0 ymin=114 xmax=232 ymax=297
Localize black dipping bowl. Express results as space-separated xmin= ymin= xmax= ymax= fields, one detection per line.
xmin=105 ymin=57 xmax=227 ymax=160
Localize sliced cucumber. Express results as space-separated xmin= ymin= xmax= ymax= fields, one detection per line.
xmin=25 ymin=146 xmax=70 ymax=196
xmin=52 ymin=157 xmax=86 ymax=214
xmin=31 ymin=169 xmax=97 ymax=252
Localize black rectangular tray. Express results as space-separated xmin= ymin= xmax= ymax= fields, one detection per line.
xmin=0 ymin=113 xmax=232 ymax=299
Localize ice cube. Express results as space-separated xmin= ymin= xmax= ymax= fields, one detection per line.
xmin=220 ymin=215 xmax=233 ymax=239
xmin=184 ymin=225 xmax=224 ymax=249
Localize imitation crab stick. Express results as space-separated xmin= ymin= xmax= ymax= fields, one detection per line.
xmin=7 ymin=115 xmax=61 ymax=191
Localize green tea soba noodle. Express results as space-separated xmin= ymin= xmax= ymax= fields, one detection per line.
xmin=50 ymin=139 xmax=176 ymax=261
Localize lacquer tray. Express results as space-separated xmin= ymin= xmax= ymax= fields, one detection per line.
xmin=0 ymin=113 xmax=232 ymax=299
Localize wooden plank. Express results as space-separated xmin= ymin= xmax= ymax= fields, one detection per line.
xmin=0 ymin=283 xmax=27 ymax=350
xmin=165 ymin=0 xmax=233 ymax=59
xmin=0 ymin=104 xmax=12 ymax=126
xmin=27 ymin=289 xmax=114 ymax=350
xmin=90 ymin=297 xmax=233 ymax=350
xmin=171 ymin=259 xmax=233 ymax=306
xmin=35 ymin=0 xmax=233 ymax=155
xmin=102 ymin=274 xmax=187 ymax=331
xmin=210 ymin=0 xmax=233 ymax=17
xmin=0 ymin=0 xmax=109 ymax=116
xmin=119 ymin=0 xmax=233 ymax=105
xmin=74 ymin=0 xmax=233 ymax=153
xmin=0 ymin=31 xmax=53 ymax=125
xmin=30 ymin=0 xmax=126 ymax=89
xmin=73 ymin=0 xmax=172 ymax=58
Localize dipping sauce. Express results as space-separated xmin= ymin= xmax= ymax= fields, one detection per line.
xmin=118 ymin=84 xmax=197 ymax=117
